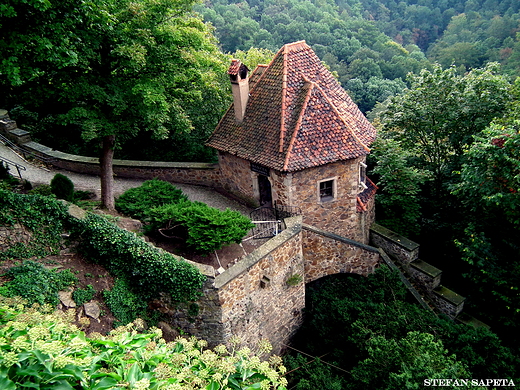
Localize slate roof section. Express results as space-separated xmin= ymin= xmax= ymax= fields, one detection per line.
xmin=207 ymin=41 xmax=377 ymax=172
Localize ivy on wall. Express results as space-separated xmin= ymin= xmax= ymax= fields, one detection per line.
xmin=71 ymin=212 xmax=206 ymax=303
xmin=0 ymin=189 xmax=68 ymax=259
xmin=0 ymin=190 xmax=206 ymax=304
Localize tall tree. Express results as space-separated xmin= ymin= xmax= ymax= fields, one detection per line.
xmin=378 ymin=63 xmax=510 ymax=187
xmin=1 ymin=0 xmax=229 ymax=209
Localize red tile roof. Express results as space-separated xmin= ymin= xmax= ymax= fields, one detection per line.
xmin=207 ymin=41 xmax=377 ymax=172
xmin=357 ymin=177 xmax=378 ymax=212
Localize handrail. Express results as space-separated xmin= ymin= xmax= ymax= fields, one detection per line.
xmin=0 ymin=133 xmax=53 ymax=163
xmin=0 ymin=155 xmax=26 ymax=179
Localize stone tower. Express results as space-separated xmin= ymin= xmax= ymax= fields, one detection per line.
xmin=207 ymin=41 xmax=377 ymax=243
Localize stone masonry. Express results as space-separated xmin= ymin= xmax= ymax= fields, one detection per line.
xmin=168 ymin=217 xmax=305 ymax=354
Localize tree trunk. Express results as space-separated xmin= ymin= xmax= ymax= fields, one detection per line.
xmin=100 ymin=134 xmax=115 ymax=210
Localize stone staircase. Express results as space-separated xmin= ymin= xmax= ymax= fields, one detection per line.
xmin=371 ymin=223 xmax=488 ymax=327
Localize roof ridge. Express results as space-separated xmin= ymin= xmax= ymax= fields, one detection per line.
xmin=312 ymin=82 xmax=371 ymax=153
xmin=279 ymin=45 xmax=289 ymax=153
xmin=284 ymin=40 xmax=309 ymax=52
xmin=283 ymin=79 xmax=315 ymax=171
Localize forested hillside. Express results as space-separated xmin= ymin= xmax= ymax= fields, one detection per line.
xmin=198 ymin=0 xmax=520 ymax=112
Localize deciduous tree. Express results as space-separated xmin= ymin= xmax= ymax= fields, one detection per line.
xmin=1 ymin=0 xmax=229 ymax=209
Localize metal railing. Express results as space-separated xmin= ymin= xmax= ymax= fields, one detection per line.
xmin=0 ymin=155 xmax=26 ymax=179
xmin=249 ymin=204 xmax=302 ymax=239
xmin=0 ymin=133 xmax=53 ymax=164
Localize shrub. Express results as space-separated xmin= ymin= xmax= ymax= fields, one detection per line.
xmin=0 ymin=298 xmax=288 ymax=390
xmin=0 ymin=190 xmax=68 ymax=259
xmin=50 ymin=173 xmax=75 ymax=201
xmin=0 ymin=260 xmax=77 ymax=306
xmin=115 ymin=179 xmax=188 ymax=219
xmin=72 ymin=284 xmax=96 ymax=306
xmin=148 ymin=201 xmax=255 ymax=253
xmin=28 ymin=184 xmax=53 ymax=196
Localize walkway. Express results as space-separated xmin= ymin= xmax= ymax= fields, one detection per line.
xmin=0 ymin=143 xmax=251 ymax=215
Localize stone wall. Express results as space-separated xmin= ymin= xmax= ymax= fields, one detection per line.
xmin=302 ymin=224 xmax=380 ymax=282
xmin=21 ymin=141 xmax=221 ymax=187
xmin=169 ymin=216 xmax=305 ymax=354
xmin=0 ymin=224 xmax=32 ymax=252
xmin=370 ymin=223 xmax=420 ymax=266
xmin=291 ymin=159 xmax=362 ymax=240
xmin=369 ymin=223 xmax=466 ymax=319
xmin=216 ymin=152 xmax=258 ymax=206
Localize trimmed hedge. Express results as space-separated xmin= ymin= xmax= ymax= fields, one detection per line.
xmin=147 ymin=201 xmax=255 ymax=253
xmin=50 ymin=173 xmax=75 ymax=202
xmin=115 ymin=179 xmax=188 ymax=220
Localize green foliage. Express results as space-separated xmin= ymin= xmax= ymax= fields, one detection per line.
xmin=454 ymin=123 xmax=520 ymax=226
xmin=103 ymin=278 xmax=150 ymax=327
xmin=197 ymin=0 xmax=434 ymax=113
xmin=0 ymin=190 xmax=68 ymax=259
xmin=28 ymin=184 xmax=53 ymax=197
xmin=72 ymin=284 xmax=96 ymax=306
xmin=286 ymin=274 xmax=303 ymax=286
xmin=285 ymin=267 xmax=519 ymax=388
xmin=50 ymin=173 xmax=75 ymax=202
xmin=0 ymin=260 xmax=77 ymax=306
xmin=0 ymin=297 xmax=288 ymax=389
xmin=351 ymin=332 xmax=469 ymax=389
xmin=147 ymin=201 xmax=255 ymax=253
xmin=378 ymin=63 xmax=510 ymax=185
xmin=1 ymin=0 xmax=230 ymax=207
xmin=371 ymin=137 xmax=432 ymax=236
xmin=115 ymin=179 xmax=188 ymax=220
xmin=72 ymin=212 xmax=206 ymax=302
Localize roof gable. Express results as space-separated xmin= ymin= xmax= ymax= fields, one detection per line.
xmin=207 ymin=41 xmax=376 ymax=172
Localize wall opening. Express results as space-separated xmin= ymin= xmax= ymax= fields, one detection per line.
xmin=258 ymin=175 xmax=273 ymax=206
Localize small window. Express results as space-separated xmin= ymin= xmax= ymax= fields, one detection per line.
xmin=359 ymin=161 xmax=367 ymax=191
xmin=318 ymin=178 xmax=336 ymax=202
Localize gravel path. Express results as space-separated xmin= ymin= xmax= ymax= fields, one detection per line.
xmin=0 ymin=143 xmax=252 ymax=216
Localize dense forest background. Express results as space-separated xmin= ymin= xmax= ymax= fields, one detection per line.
xmin=2 ymin=0 xmax=520 ymax=387
xmin=197 ymin=0 xmax=520 ymax=113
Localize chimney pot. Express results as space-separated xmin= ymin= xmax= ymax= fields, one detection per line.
xmin=228 ymin=60 xmax=249 ymax=122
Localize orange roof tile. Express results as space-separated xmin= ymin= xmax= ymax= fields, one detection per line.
xmin=207 ymin=41 xmax=377 ymax=172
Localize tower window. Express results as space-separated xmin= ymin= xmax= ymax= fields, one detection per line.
xmin=318 ymin=178 xmax=336 ymax=202
xmin=359 ymin=161 xmax=367 ymax=191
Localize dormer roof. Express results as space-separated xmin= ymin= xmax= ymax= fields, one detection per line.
xmin=207 ymin=41 xmax=377 ymax=172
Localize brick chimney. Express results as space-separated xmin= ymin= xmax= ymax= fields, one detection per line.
xmin=228 ymin=59 xmax=249 ymax=122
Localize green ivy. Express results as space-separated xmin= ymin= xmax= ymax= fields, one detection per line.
xmin=103 ymin=278 xmax=153 ymax=327
xmin=0 ymin=190 xmax=68 ymax=259
xmin=72 ymin=284 xmax=96 ymax=306
xmin=0 ymin=260 xmax=77 ymax=306
xmin=72 ymin=212 xmax=206 ymax=302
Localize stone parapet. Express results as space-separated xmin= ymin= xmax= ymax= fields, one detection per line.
xmin=20 ymin=141 xmax=221 ymax=187
xmin=431 ymin=285 xmax=466 ymax=318
xmin=170 ymin=216 xmax=305 ymax=354
xmin=302 ymin=224 xmax=381 ymax=282
xmin=409 ymin=259 xmax=442 ymax=291
xmin=370 ymin=223 xmax=419 ymax=266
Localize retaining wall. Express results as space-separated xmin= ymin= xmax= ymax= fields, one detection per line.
xmin=168 ymin=216 xmax=305 ymax=354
